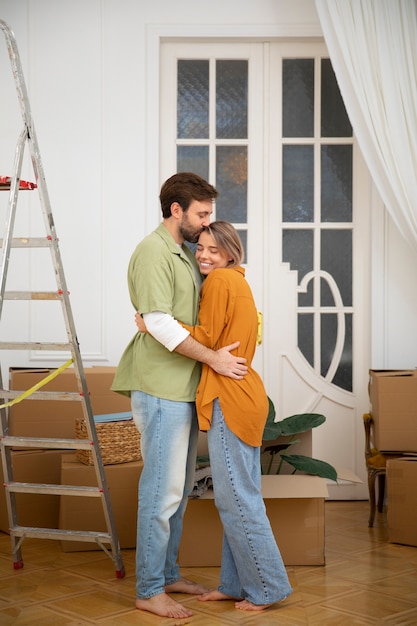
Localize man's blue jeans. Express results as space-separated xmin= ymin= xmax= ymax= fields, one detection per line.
xmin=131 ymin=390 xmax=199 ymax=600
xmin=208 ymin=398 xmax=293 ymax=605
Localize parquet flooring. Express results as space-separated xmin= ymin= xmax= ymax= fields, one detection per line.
xmin=0 ymin=501 xmax=416 ymax=624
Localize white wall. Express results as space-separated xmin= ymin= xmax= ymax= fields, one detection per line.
xmin=0 ymin=0 xmax=416 ymax=376
xmin=384 ymin=217 xmax=417 ymax=368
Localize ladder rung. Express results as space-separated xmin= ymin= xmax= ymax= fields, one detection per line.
xmin=0 ymin=341 xmax=71 ymax=351
xmin=0 ymin=389 xmax=83 ymax=401
xmin=6 ymin=482 xmax=103 ymax=497
xmin=1 ymin=436 xmax=93 ymax=450
xmin=0 ymin=237 xmax=52 ymax=248
xmin=3 ymin=291 xmax=64 ymax=300
xmin=10 ymin=526 xmax=112 ymax=544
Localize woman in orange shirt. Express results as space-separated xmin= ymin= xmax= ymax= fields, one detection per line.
xmin=137 ymin=221 xmax=292 ymax=611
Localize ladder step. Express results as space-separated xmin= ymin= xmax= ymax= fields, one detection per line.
xmin=0 ymin=389 xmax=83 ymax=402
xmin=10 ymin=526 xmax=112 ymax=544
xmin=6 ymin=482 xmax=103 ymax=497
xmin=3 ymin=291 xmax=64 ymax=300
xmin=0 ymin=237 xmax=52 ymax=248
xmin=1 ymin=436 xmax=93 ymax=450
xmin=0 ymin=341 xmax=71 ymax=351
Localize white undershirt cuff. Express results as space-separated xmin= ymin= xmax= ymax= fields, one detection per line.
xmin=142 ymin=310 xmax=190 ymax=352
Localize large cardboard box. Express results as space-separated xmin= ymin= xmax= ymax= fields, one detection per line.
xmin=387 ymin=457 xmax=417 ymax=547
xmin=8 ymin=366 xmax=130 ymax=439
xmin=179 ymin=475 xmax=328 ymax=567
xmin=0 ymin=450 xmax=63 ymax=532
xmin=59 ymin=454 xmax=142 ymax=551
xmin=368 ymin=369 xmax=417 ymax=452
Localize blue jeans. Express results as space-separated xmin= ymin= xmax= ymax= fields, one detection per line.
xmin=131 ymin=390 xmax=199 ymax=599
xmin=208 ymin=399 xmax=293 ymax=605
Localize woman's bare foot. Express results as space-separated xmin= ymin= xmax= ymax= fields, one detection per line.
xmin=235 ymin=599 xmax=273 ymax=611
xmin=165 ymin=577 xmax=211 ymax=595
xmin=198 ymin=589 xmax=241 ymax=602
xmin=136 ymin=593 xmax=193 ymax=618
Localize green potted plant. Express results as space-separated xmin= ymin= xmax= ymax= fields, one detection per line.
xmin=262 ymin=397 xmax=337 ymax=481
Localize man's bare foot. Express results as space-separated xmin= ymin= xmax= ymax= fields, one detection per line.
xmin=165 ymin=577 xmax=211 ymax=595
xmin=198 ymin=589 xmax=241 ymax=602
xmin=136 ymin=593 xmax=193 ymax=618
xmin=235 ymin=599 xmax=273 ymax=611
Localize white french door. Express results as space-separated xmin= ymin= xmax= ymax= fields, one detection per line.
xmin=161 ymin=41 xmax=370 ymax=498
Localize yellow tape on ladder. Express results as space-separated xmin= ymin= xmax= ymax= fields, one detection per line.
xmin=0 ymin=358 xmax=74 ymax=409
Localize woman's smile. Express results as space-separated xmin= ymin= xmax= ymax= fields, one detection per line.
xmin=196 ymin=231 xmax=230 ymax=274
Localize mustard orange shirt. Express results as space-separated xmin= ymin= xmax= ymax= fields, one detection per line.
xmin=182 ymin=266 xmax=269 ymax=447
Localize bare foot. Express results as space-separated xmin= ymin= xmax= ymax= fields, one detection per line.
xmin=198 ymin=589 xmax=241 ymax=602
xmin=165 ymin=577 xmax=211 ymax=595
xmin=235 ymin=599 xmax=273 ymax=611
xmin=136 ymin=593 xmax=193 ymax=618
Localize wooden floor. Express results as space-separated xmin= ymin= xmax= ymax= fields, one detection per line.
xmin=0 ymin=501 xmax=416 ymax=625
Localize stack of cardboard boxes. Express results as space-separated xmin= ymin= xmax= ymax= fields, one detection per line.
xmin=368 ymin=370 xmax=417 ymax=547
xmin=0 ymin=367 xmax=143 ymax=550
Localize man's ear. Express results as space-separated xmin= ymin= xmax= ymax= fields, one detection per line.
xmin=170 ymin=201 xmax=183 ymax=219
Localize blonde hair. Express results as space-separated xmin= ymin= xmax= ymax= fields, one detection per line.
xmin=202 ymin=221 xmax=244 ymax=267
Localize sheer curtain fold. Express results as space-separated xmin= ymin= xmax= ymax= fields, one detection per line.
xmin=315 ymin=0 xmax=417 ymax=253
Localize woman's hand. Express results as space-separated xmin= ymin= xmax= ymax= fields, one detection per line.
xmin=135 ymin=311 xmax=148 ymax=333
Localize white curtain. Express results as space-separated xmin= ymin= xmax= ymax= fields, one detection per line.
xmin=315 ymin=0 xmax=417 ymax=253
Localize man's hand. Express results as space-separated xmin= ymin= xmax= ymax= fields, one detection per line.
xmin=174 ymin=337 xmax=248 ymax=379
xmin=135 ymin=311 xmax=147 ymax=332
xmin=211 ymin=341 xmax=248 ymax=379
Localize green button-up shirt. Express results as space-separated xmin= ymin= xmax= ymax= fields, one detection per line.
xmin=111 ymin=223 xmax=202 ymax=401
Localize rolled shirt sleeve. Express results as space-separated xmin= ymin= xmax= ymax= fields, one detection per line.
xmin=143 ymin=310 xmax=190 ymax=352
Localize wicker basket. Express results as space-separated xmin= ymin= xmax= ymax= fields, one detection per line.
xmin=75 ymin=418 xmax=141 ymax=465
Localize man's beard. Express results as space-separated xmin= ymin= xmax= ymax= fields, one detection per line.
xmin=179 ymin=215 xmax=203 ymax=243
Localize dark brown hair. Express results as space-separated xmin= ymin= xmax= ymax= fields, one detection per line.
xmin=159 ymin=172 xmax=218 ymax=218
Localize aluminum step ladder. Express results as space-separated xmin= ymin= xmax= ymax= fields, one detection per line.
xmin=0 ymin=19 xmax=125 ymax=578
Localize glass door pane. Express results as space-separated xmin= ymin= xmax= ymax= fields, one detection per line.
xmin=176 ymin=58 xmax=249 ymax=259
xmin=281 ymin=56 xmax=354 ymax=391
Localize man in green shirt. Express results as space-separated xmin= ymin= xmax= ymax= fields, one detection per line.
xmin=112 ymin=172 xmax=247 ymax=619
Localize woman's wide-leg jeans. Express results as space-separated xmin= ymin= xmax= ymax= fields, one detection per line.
xmin=208 ymin=398 xmax=292 ymax=606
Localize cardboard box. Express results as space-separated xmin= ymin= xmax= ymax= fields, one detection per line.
xmin=8 ymin=366 xmax=130 ymax=439
xmin=387 ymin=457 xmax=417 ymax=547
xmin=59 ymin=454 xmax=142 ymax=551
xmin=368 ymin=369 xmax=417 ymax=452
xmin=179 ymin=475 xmax=328 ymax=567
xmin=0 ymin=450 xmax=63 ymax=533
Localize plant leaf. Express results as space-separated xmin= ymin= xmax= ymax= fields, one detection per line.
xmin=262 ymin=438 xmax=301 ymax=455
xmin=196 ymin=455 xmax=210 ymax=468
xmin=280 ymin=454 xmax=338 ymax=481
xmin=262 ymin=443 xmax=292 ymax=455
xmin=262 ymin=397 xmax=283 ymax=440
xmin=277 ymin=413 xmax=326 ymax=436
